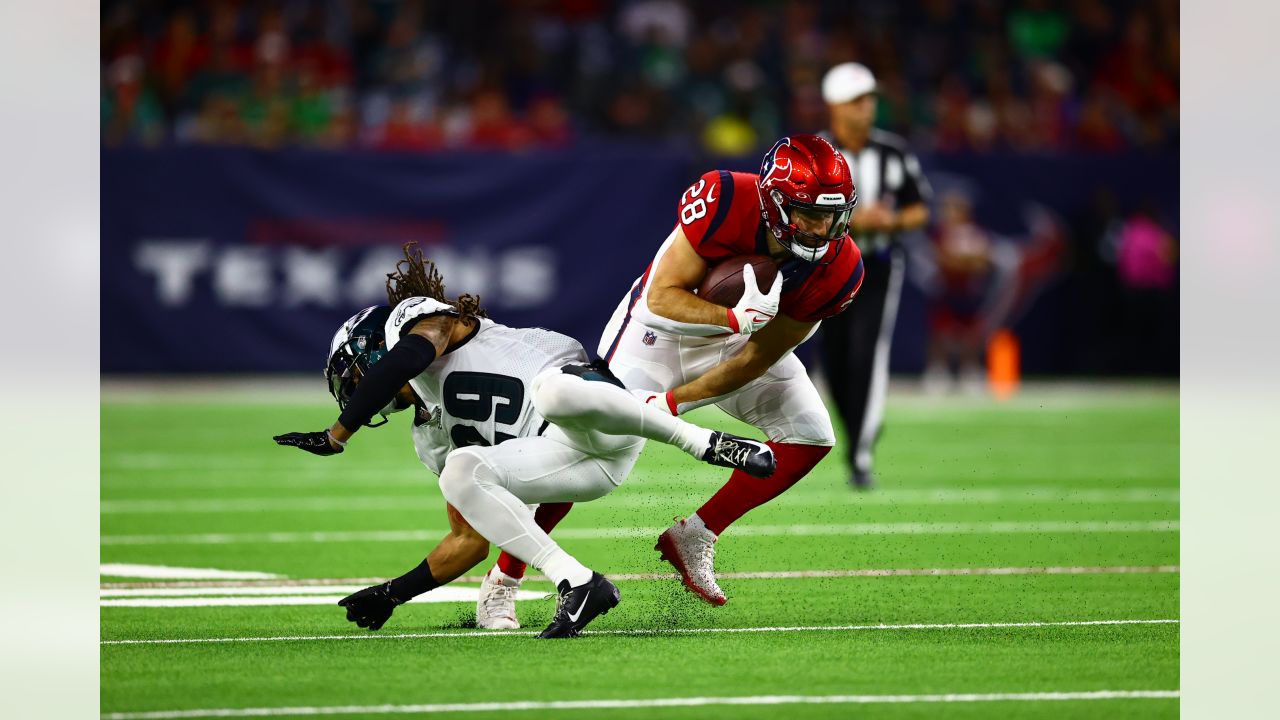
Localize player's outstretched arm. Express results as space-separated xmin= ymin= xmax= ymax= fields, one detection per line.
xmin=274 ymin=315 xmax=457 ymax=454
xmin=667 ymin=313 xmax=816 ymax=413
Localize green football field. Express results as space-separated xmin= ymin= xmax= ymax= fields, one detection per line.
xmin=100 ymin=382 xmax=1179 ymax=719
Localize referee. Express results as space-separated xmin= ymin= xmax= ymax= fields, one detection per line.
xmin=818 ymin=63 xmax=932 ymax=489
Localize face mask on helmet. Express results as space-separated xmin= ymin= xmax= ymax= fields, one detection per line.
xmin=767 ymin=189 xmax=857 ymax=263
xmin=325 ymin=306 xmax=402 ymax=427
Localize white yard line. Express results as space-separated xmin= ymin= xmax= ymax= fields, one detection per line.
xmin=100 ymin=565 xmax=1180 ymax=590
xmin=99 ymin=520 xmax=1178 ymax=546
xmin=101 ymin=689 xmax=1178 ymax=718
xmin=99 ymin=564 xmax=283 ymax=580
xmin=100 ymin=585 xmax=542 ymax=608
xmin=99 ymin=566 xmax=1180 ymax=601
xmin=99 ymin=487 xmax=1179 ymax=514
xmin=103 ymin=596 xmax=367 ymax=608
xmin=101 ymin=475 xmax=430 ymax=490
xmin=101 ymin=618 xmax=1178 ymax=646
xmin=102 ymin=497 xmax=439 ymax=513
xmin=102 ymin=586 xmax=370 ymax=598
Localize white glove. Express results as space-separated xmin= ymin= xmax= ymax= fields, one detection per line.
xmin=632 ymin=389 xmax=676 ymax=416
xmin=728 ymin=263 xmax=783 ymax=335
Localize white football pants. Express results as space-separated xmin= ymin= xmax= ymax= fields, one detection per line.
xmin=437 ymin=368 xmax=703 ymax=578
xmin=599 ymin=321 xmax=837 ymax=447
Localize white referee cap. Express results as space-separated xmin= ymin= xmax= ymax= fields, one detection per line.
xmin=822 ymin=62 xmax=877 ymax=104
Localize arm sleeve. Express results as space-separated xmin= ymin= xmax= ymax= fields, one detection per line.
xmin=337 ymin=335 xmax=437 ymax=430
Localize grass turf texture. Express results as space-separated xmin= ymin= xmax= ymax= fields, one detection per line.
xmin=101 ymin=384 xmax=1178 ymax=718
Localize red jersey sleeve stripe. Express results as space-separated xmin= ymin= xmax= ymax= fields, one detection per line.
xmin=812 ymin=258 xmax=866 ymax=318
xmin=700 ymin=170 xmax=736 ymax=243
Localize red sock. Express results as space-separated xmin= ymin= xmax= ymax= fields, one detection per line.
xmin=695 ymin=442 xmax=831 ymax=535
xmin=494 ymin=502 xmax=574 ymax=579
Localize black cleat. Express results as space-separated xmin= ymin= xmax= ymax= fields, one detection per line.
xmin=702 ymin=432 xmax=776 ymax=478
xmin=850 ymin=469 xmax=875 ymax=490
xmin=538 ymin=572 xmax=620 ymax=639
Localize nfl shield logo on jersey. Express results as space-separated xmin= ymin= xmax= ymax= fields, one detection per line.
xmin=642 ymin=330 xmax=657 ymax=346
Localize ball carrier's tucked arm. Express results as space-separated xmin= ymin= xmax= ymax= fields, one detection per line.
xmin=644 ymin=226 xmax=784 ymax=337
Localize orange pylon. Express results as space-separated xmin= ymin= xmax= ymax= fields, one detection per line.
xmin=987 ymin=329 xmax=1020 ymax=400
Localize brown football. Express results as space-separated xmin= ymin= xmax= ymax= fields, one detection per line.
xmin=696 ymin=255 xmax=779 ymax=307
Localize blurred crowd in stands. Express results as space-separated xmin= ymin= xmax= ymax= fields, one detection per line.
xmin=102 ymin=0 xmax=1179 ymax=154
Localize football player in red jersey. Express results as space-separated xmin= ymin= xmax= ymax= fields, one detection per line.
xmin=485 ymin=134 xmax=864 ymax=605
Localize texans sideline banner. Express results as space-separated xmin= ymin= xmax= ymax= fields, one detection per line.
xmin=103 ymin=145 xmax=696 ymax=373
xmin=102 ymin=146 xmax=1176 ymax=374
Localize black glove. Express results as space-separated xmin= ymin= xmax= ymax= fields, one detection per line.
xmin=273 ymin=430 xmax=344 ymax=456
xmin=338 ymin=581 xmax=404 ymax=631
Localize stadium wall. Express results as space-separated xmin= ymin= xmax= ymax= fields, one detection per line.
xmin=102 ymin=145 xmax=1177 ymax=375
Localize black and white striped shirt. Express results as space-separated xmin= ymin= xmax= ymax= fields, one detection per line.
xmin=823 ymin=129 xmax=932 ymax=255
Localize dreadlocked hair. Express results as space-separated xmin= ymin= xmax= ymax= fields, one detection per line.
xmin=385 ymin=242 xmax=487 ymax=321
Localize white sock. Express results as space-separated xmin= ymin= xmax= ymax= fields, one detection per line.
xmin=686 ymin=513 xmax=715 ymax=538
xmin=666 ymin=417 xmax=714 ymax=458
xmin=539 ymin=549 xmax=593 ymax=588
xmin=487 ymin=565 xmax=521 ymax=585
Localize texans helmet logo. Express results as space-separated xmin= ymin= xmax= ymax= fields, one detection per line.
xmin=760 ymin=137 xmax=795 ymax=186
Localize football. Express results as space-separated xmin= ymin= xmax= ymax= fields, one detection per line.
xmin=697 ymin=255 xmax=779 ymax=307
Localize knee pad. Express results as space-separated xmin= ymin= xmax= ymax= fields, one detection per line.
xmin=530 ymin=367 xmax=562 ymax=399
xmin=775 ymin=412 xmax=837 ymax=447
xmin=533 ymin=366 xmax=619 ymax=426
xmin=531 ymin=371 xmax=578 ymax=425
xmin=437 ymin=447 xmax=493 ymax=504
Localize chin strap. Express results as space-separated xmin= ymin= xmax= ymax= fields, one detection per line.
xmin=784 ymin=235 xmax=846 ymax=266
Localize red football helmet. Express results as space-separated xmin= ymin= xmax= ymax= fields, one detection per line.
xmin=757 ymin=135 xmax=858 ymax=264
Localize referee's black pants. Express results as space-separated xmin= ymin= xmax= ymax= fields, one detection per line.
xmin=818 ymin=246 xmax=904 ymax=479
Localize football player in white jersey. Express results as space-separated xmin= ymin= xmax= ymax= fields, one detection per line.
xmin=275 ymin=244 xmax=774 ymax=638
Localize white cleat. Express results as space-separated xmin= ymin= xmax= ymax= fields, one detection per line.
xmin=476 ymin=566 xmax=523 ymax=629
xmin=655 ymin=515 xmax=727 ymax=606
